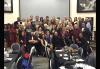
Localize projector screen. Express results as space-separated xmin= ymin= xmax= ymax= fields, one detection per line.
xmin=20 ymin=0 xmax=70 ymax=19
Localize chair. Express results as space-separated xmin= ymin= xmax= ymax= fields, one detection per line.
xmin=78 ymin=47 xmax=83 ymax=57
xmin=11 ymin=43 xmax=20 ymax=54
xmin=70 ymin=44 xmax=78 ymax=50
xmin=29 ymin=46 xmax=36 ymax=56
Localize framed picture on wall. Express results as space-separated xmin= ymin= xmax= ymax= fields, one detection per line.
xmin=4 ymin=0 xmax=13 ymax=13
xmin=77 ymin=0 xmax=96 ymax=12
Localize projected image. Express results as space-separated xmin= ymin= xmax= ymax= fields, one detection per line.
xmin=4 ymin=0 xmax=13 ymax=13
xmin=77 ymin=0 xmax=96 ymax=12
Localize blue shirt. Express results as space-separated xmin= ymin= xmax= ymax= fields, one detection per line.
xmin=86 ymin=22 xmax=91 ymax=32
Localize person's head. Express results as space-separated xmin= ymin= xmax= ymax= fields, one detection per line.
xmin=17 ymin=17 xmax=21 ymax=21
xmin=79 ymin=33 xmax=83 ymax=38
xmin=27 ymin=19 xmax=31 ymax=26
xmin=22 ymin=31 xmax=26 ymax=36
xmin=57 ymin=17 xmax=60 ymax=20
xmin=38 ymin=26 xmax=42 ymax=31
xmin=69 ymin=17 xmax=72 ymax=22
xmin=66 ymin=25 xmax=70 ymax=30
xmin=81 ymin=18 xmax=84 ymax=22
xmin=40 ymin=17 xmax=44 ymax=22
xmin=74 ymin=24 xmax=79 ymax=29
xmin=90 ymin=44 xmax=96 ymax=52
xmin=74 ymin=17 xmax=78 ymax=22
xmin=68 ymin=22 xmax=72 ymax=26
xmin=51 ymin=17 xmax=56 ymax=22
xmin=76 ymin=38 xmax=80 ymax=42
xmin=78 ymin=17 xmax=82 ymax=21
xmin=61 ymin=19 xmax=64 ymax=23
xmin=54 ymin=31 xmax=58 ymax=36
xmin=39 ymin=33 xmax=45 ymax=39
xmin=46 ymin=16 xmax=49 ymax=20
xmin=35 ymin=16 xmax=39 ymax=21
xmin=31 ymin=32 xmax=35 ymax=36
xmin=46 ymin=30 xmax=50 ymax=35
xmin=64 ymin=16 xmax=67 ymax=20
xmin=85 ymin=17 xmax=89 ymax=22
xmin=30 ymin=16 xmax=33 ymax=21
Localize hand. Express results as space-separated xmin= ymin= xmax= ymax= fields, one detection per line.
xmin=28 ymin=40 xmax=34 ymax=43
xmin=87 ymin=41 xmax=89 ymax=43
xmin=20 ymin=40 xmax=23 ymax=43
xmin=38 ymin=38 xmax=41 ymax=40
xmin=24 ymin=44 xmax=26 ymax=47
xmin=29 ymin=40 xmax=38 ymax=44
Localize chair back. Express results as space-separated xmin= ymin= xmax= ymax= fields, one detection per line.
xmin=11 ymin=43 xmax=20 ymax=54
xmin=78 ymin=47 xmax=83 ymax=57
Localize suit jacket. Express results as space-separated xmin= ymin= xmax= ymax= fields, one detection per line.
xmin=86 ymin=52 xmax=96 ymax=68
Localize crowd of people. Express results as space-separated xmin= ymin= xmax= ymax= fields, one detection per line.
xmin=4 ymin=16 xmax=93 ymax=58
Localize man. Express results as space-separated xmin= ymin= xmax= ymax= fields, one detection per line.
xmin=50 ymin=46 xmax=76 ymax=69
xmin=73 ymin=24 xmax=81 ymax=42
xmin=86 ymin=44 xmax=96 ymax=68
xmin=29 ymin=16 xmax=36 ymax=32
xmin=82 ymin=27 xmax=92 ymax=44
xmin=14 ymin=17 xmax=21 ymax=29
xmin=86 ymin=18 xmax=92 ymax=33
xmin=26 ymin=32 xmax=37 ymax=53
xmin=34 ymin=16 xmax=40 ymax=25
xmin=79 ymin=33 xmax=88 ymax=58
xmin=52 ymin=31 xmax=65 ymax=50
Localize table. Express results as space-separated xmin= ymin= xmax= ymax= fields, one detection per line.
xmin=55 ymin=49 xmax=83 ymax=62
xmin=50 ymin=49 xmax=96 ymax=69
xmin=4 ymin=54 xmax=18 ymax=69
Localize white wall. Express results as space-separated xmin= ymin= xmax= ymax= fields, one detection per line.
xmin=70 ymin=0 xmax=96 ymax=31
xmin=4 ymin=0 xmax=19 ymax=24
xmin=20 ymin=0 xmax=69 ymax=19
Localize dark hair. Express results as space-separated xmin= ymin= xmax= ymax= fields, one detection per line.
xmin=39 ymin=33 xmax=44 ymax=39
xmin=46 ymin=16 xmax=49 ymax=18
xmin=40 ymin=17 xmax=44 ymax=22
xmin=57 ymin=17 xmax=60 ymax=20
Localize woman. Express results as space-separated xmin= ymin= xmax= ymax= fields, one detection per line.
xmin=65 ymin=26 xmax=73 ymax=46
xmin=74 ymin=17 xmax=78 ymax=25
xmin=68 ymin=17 xmax=74 ymax=26
xmin=50 ymin=17 xmax=56 ymax=25
xmin=52 ymin=31 xmax=65 ymax=50
xmin=15 ymin=31 xmax=27 ymax=64
xmin=19 ymin=30 xmax=26 ymax=46
xmin=45 ymin=16 xmax=50 ymax=25
xmin=73 ymin=24 xmax=81 ymax=42
xmin=45 ymin=30 xmax=52 ymax=44
xmin=6 ymin=24 xmax=11 ymax=48
xmin=9 ymin=25 xmax=17 ymax=47
xmin=39 ymin=33 xmax=48 ymax=56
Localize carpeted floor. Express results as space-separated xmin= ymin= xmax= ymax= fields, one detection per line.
xmin=32 ymin=56 xmax=49 ymax=69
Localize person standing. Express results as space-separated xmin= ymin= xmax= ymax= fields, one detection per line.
xmin=79 ymin=33 xmax=88 ymax=58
